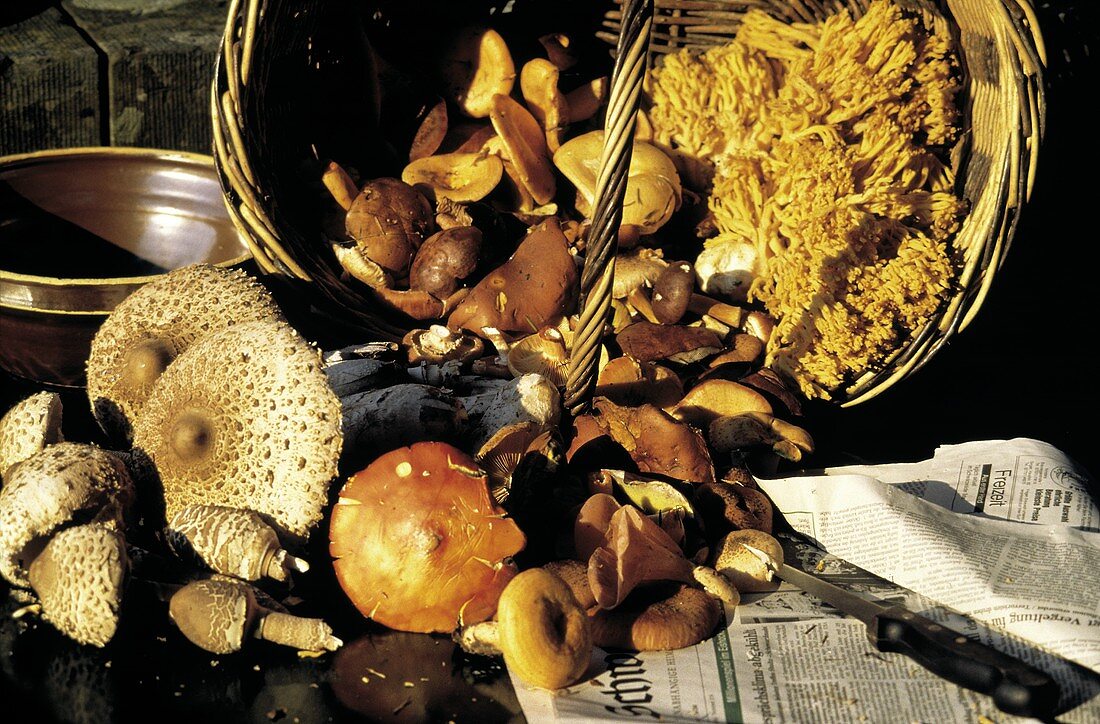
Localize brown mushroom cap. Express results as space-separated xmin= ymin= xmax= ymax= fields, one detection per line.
xmin=669 ymin=379 xmax=773 ymax=429
xmin=616 ymin=322 xmax=723 ymax=366
xmin=28 ymin=523 xmax=129 ymax=647
xmin=329 ymin=442 xmax=526 ymax=634
xmin=590 ymin=399 xmax=715 ymax=484
xmin=0 ymin=391 xmax=63 ymax=479
xmin=694 ymin=481 xmax=774 ymax=541
xmin=346 ymin=178 xmax=434 ymax=277
xmin=0 ymin=442 xmax=133 ymax=587
xmin=542 ymin=559 xmax=596 ymax=610
xmin=402 ymin=325 xmax=485 ymax=365
xmin=447 ymin=218 xmax=578 ymax=336
xmin=589 ymin=583 xmax=721 ymax=651
xmin=409 ymin=226 xmax=482 ymax=298
xmin=130 ymin=319 xmax=342 ymax=543
xmin=86 ymin=264 xmax=284 ymax=444
xmin=489 ymin=93 xmax=556 ymax=206
xmin=594 ymin=357 xmax=683 ymax=409
xmin=651 ymin=262 xmax=695 ymax=325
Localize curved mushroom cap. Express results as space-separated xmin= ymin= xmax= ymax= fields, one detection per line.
xmin=28 ymin=523 xmax=129 ymax=647
xmin=0 ymin=391 xmax=63 ymax=479
xmin=329 ymin=442 xmax=526 ymax=634
xmin=130 ymin=319 xmax=342 ymax=543
xmin=0 ymin=442 xmax=133 ymax=587
xmin=86 ymin=264 xmax=284 ymax=444
xmin=588 ymin=583 xmax=720 ymax=651
xmin=553 ymin=131 xmax=681 ymax=234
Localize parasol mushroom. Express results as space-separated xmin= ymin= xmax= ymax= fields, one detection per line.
xmin=0 ymin=442 xmax=133 ymax=588
xmin=26 ymin=523 xmax=129 ymax=647
xmin=165 ymin=504 xmax=310 ymax=584
xmin=86 ymin=264 xmax=284 ymax=444
xmin=129 ymin=318 xmax=342 ymax=543
xmin=0 ymin=391 xmax=63 ymax=480
xmin=168 ymin=576 xmax=341 ymax=654
xmin=329 ymin=442 xmax=526 ymax=634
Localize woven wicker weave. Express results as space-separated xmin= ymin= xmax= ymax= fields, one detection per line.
xmin=211 ymin=0 xmax=1045 ymax=408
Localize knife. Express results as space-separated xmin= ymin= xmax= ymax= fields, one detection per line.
xmin=754 ymin=549 xmax=1061 ymax=719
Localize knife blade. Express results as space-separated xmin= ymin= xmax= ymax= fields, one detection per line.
xmin=768 ymin=558 xmax=1060 ymax=718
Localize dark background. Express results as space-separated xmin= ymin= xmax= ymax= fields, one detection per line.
xmin=2 ymin=0 xmax=1099 ymax=722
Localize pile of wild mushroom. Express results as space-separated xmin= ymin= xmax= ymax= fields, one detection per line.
xmin=0 ymin=24 xmax=815 ymax=694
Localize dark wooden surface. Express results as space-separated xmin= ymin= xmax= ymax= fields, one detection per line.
xmin=0 ymin=1 xmax=1098 ymax=722
xmin=1 ymin=0 xmax=226 ymax=156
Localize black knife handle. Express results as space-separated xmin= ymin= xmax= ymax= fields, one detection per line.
xmin=872 ymin=606 xmax=1060 ymax=718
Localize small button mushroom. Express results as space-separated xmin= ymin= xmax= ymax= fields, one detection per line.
xmin=651 ymin=262 xmax=695 ymax=325
xmin=711 ymin=529 xmax=784 ymax=593
xmin=409 ymin=226 xmax=482 ymax=299
xmin=165 ymin=504 xmax=310 ymax=584
xmin=694 ymin=235 xmax=762 ymax=303
xmin=345 ymin=177 xmax=434 ymax=277
xmin=0 ymin=391 xmax=63 ymax=480
xmin=588 ymin=583 xmax=721 ymax=652
xmin=27 ymin=523 xmax=129 ymax=647
xmin=456 ymin=568 xmax=592 ymax=690
xmin=0 ymin=442 xmax=133 ymax=588
xmin=438 ymin=26 xmax=515 ymax=119
xmin=401 ymin=152 xmax=504 ymax=204
xmin=169 ymin=576 xmax=341 ymax=654
xmin=329 ymin=442 xmax=527 ymax=634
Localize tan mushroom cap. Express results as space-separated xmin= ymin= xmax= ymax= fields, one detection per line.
xmin=594 ymin=357 xmax=683 ymax=409
xmin=496 ymin=567 xmax=593 ymax=690
xmin=130 ymin=319 xmax=342 ymax=543
xmin=0 ymin=391 xmax=63 ymax=479
xmin=401 ymin=152 xmax=504 ymax=204
xmin=505 ymin=328 xmax=570 ymax=388
xmin=553 ymin=131 xmax=681 ymax=234
xmin=475 ymin=420 xmax=550 ymax=504
xmin=669 ymin=379 xmax=773 ymax=429
xmin=28 ymin=523 xmax=129 ymax=647
xmin=86 ymin=264 xmax=284 ymax=444
xmin=711 ymin=529 xmax=784 ymax=593
xmin=439 ymin=26 xmax=516 ymax=119
xmin=0 ymin=442 xmax=133 ymax=588
xmin=542 ymin=559 xmax=597 ymax=610
xmin=589 ymin=583 xmax=721 ymax=651
xmin=489 ymin=93 xmax=556 ymax=206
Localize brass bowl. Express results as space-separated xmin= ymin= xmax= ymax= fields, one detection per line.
xmin=0 ymin=147 xmax=252 ymax=389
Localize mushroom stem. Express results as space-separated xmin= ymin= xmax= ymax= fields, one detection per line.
xmin=455 ymin=620 xmax=502 ymax=657
xmin=255 ymin=610 xmax=343 ymax=652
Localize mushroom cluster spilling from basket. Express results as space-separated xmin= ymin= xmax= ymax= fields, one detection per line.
xmin=1 ymin=0 xmax=1035 ymax=697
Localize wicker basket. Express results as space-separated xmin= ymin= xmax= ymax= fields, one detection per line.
xmin=211 ymin=0 xmax=1045 ymax=408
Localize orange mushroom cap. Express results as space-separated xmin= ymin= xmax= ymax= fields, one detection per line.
xmin=329 ymin=442 xmax=526 ymax=634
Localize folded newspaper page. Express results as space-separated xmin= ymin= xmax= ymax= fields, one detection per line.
xmin=510 ymin=439 xmax=1100 ymax=722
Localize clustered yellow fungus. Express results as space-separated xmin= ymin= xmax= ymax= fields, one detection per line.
xmin=645 ymin=0 xmax=965 ymax=400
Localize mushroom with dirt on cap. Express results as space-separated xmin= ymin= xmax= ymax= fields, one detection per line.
xmin=85 ymin=263 xmax=284 ymax=444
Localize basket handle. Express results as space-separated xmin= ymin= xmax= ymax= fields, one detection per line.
xmin=563 ymin=0 xmax=654 ymax=417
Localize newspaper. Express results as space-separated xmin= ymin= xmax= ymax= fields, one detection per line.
xmin=511 ymin=439 xmax=1100 ymax=722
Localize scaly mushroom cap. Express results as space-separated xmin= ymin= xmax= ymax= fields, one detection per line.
xmin=329 ymin=442 xmax=526 ymax=634
xmin=168 ymin=576 xmax=255 ymax=654
xmin=28 ymin=523 xmax=129 ymax=647
xmin=0 ymin=442 xmax=133 ymax=587
xmin=0 ymin=391 xmax=63 ymax=479
xmin=130 ymin=319 xmax=342 ymax=543
xmin=588 ymin=583 xmax=720 ymax=651
xmin=86 ymin=264 xmax=283 ymax=444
